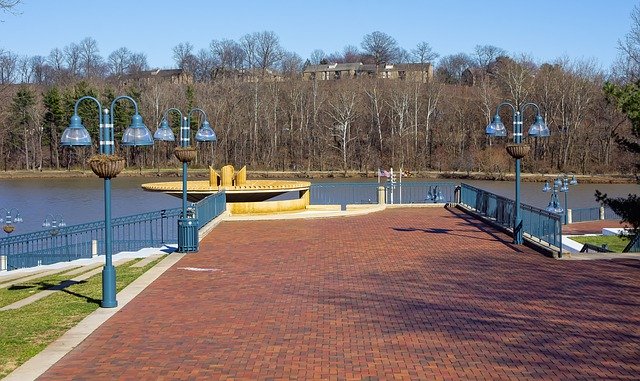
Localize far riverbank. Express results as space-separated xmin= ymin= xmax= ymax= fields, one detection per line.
xmin=0 ymin=168 xmax=636 ymax=184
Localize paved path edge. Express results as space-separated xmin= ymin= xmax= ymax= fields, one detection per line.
xmin=3 ymin=253 xmax=186 ymax=381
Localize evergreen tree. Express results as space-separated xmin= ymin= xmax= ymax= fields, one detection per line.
xmin=596 ymin=80 xmax=640 ymax=235
xmin=43 ymin=86 xmax=65 ymax=168
xmin=10 ymin=86 xmax=35 ymax=169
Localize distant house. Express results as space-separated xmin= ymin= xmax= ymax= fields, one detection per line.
xmin=303 ymin=62 xmax=433 ymax=82
xmin=302 ymin=62 xmax=375 ymax=80
xmin=116 ymin=69 xmax=193 ymax=87
xmin=461 ymin=67 xmax=486 ymax=86
xmin=379 ymin=63 xmax=433 ymax=83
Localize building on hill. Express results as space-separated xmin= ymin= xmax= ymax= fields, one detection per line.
xmin=303 ymin=62 xmax=433 ymax=82
xmin=116 ymin=69 xmax=193 ymax=87
xmin=302 ymin=62 xmax=375 ymax=80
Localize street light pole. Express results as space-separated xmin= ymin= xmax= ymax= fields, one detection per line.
xmin=486 ymin=102 xmax=550 ymax=244
xmin=156 ymin=107 xmax=216 ymax=253
xmin=61 ymin=95 xmax=152 ymax=308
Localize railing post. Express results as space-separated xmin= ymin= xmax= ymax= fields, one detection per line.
xmin=0 ymin=255 xmax=6 ymax=271
xmin=92 ymin=239 xmax=98 ymax=257
xmin=566 ymin=208 xmax=572 ymax=224
xmin=599 ymin=206 xmax=605 ymax=220
xmin=378 ymin=186 xmax=385 ymax=205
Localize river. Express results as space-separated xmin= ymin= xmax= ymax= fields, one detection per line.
xmin=0 ymin=176 xmax=637 ymax=235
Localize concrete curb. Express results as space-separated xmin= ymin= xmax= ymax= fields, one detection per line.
xmin=4 ymin=253 xmax=186 ymax=381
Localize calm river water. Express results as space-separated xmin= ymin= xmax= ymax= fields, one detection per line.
xmin=0 ymin=176 xmax=637 ymax=235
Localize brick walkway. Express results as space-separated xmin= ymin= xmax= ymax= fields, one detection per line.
xmin=563 ymin=219 xmax=629 ymax=235
xmin=40 ymin=207 xmax=639 ymax=380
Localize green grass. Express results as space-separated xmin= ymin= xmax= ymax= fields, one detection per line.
xmin=570 ymin=235 xmax=632 ymax=252
xmin=0 ymin=257 xmax=165 ymax=378
xmin=0 ymin=267 xmax=88 ymax=308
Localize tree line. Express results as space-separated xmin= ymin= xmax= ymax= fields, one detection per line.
xmin=0 ymin=13 xmax=638 ymax=177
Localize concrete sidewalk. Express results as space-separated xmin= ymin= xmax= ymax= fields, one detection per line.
xmin=21 ymin=207 xmax=639 ymax=380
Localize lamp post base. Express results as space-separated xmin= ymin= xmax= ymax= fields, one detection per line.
xmin=101 ymin=265 xmax=118 ymax=308
xmin=177 ymin=217 xmax=199 ymax=253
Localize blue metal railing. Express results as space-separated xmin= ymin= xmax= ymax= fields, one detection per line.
xmin=1 ymin=192 xmax=228 ymax=271
xmin=459 ymin=183 xmax=562 ymax=252
xmin=571 ymin=206 xmax=620 ymax=223
xmin=385 ymin=181 xmax=457 ymax=204
xmin=1 ymin=208 xmax=182 ymax=270
xmin=194 ymin=191 xmax=226 ymax=226
xmin=571 ymin=207 xmax=600 ymax=223
xmin=310 ymin=181 xmax=457 ymax=205
xmin=310 ymin=183 xmax=379 ymax=205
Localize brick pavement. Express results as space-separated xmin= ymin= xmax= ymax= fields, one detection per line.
xmin=563 ymin=219 xmax=630 ymax=235
xmin=40 ymin=207 xmax=640 ymax=380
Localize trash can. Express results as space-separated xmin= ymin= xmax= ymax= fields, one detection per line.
xmin=177 ymin=217 xmax=199 ymax=253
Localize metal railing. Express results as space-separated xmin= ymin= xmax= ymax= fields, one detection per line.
xmin=385 ymin=181 xmax=457 ymax=204
xmin=571 ymin=206 xmax=621 ymax=223
xmin=571 ymin=207 xmax=601 ymax=223
xmin=459 ymin=183 xmax=562 ymax=253
xmin=310 ymin=183 xmax=379 ymax=205
xmin=310 ymin=181 xmax=457 ymax=205
xmin=1 ymin=192 xmax=228 ymax=271
xmin=194 ymin=191 xmax=226 ymax=226
xmin=1 ymin=208 xmax=182 ymax=270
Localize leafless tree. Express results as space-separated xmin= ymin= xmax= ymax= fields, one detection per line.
xmin=474 ymin=44 xmax=506 ymax=69
xmin=0 ymin=49 xmax=17 ymax=84
xmin=107 ymin=47 xmax=132 ymax=76
xmin=436 ymin=53 xmax=474 ymax=84
xmin=309 ymin=49 xmax=326 ymax=65
xmin=616 ymin=4 xmax=640 ymax=81
xmin=173 ymin=42 xmax=197 ymax=73
xmin=128 ymin=52 xmax=148 ymax=73
xmin=327 ymin=87 xmax=358 ymax=170
xmin=361 ymin=31 xmax=399 ymax=66
xmin=63 ymin=42 xmax=81 ymax=77
xmin=79 ymin=37 xmax=103 ymax=78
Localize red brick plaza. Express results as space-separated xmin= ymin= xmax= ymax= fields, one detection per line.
xmin=41 ymin=207 xmax=639 ymax=380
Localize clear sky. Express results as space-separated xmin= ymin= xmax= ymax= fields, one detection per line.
xmin=0 ymin=0 xmax=637 ymax=71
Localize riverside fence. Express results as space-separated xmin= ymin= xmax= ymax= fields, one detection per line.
xmin=310 ymin=181 xmax=457 ymax=206
xmin=459 ymin=183 xmax=563 ymax=256
xmin=0 ymin=192 xmax=226 ymax=271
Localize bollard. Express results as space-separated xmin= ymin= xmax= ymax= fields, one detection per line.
xmin=92 ymin=239 xmax=98 ymax=257
xmin=599 ymin=206 xmax=605 ymax=220
xmin=0 ymin=255 xmax=6 ymax=271
xmin=567 ymin=209 xmax=573 ymax=224
xmin=378 ymin=186 xmax=386 ymax=205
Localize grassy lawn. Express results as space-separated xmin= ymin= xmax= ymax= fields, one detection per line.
xmin=0 ymin=267 xmax=87 ymax=308
xmin=0 ymin=257 xmax=165 ymax=378
xmin=570 ymin=235 xmax=632 ymax=252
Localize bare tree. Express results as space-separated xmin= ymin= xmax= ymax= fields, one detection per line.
xmin=361 ymin=31 xmax=399 ymax=66
xmin=241 ymin=31 xmax=283 ymax=74
xmin=17 ymin=55 xmax=32 ymax=83
xmin=281 ymin=51 xmax=303 ymax=78
xmin=79 ymin=37 xmax=103 ymax=78
xmin=128 ymin=52 xmax=148 ymax=73
xmin=474 ymin=44 xmax=506 ymax=69
xmin=63 ymin=42 xmax=81 ymax=77
xmin=412 ymin=41 xmax=439 ymax=83
xmin=309 ymin=49 xmax=326 ymax=65
xmin=173 ymin=42 xmax=197 ymax=73
xmin=616 ymin=4 xmax=640 ymax=81
xmin=436 ymin=53 xmax=474 ymax=84
xmin=327 ymin=89 xmax=357 ymax=170
xmin=108 ymin=47 xmax=132 ymax=76
xmin=0 ymin=49 xmax=17 ymax=84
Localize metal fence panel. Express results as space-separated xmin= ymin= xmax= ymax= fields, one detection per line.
xmin=1 ymin=207 xmax=182 ymax=271
xmin=310 ymin=183 xmax=379 ymax=205
xmin=460 ymin=183 xmax=562 ymax=249
xmin=194 ymin=191 xmax=227 ymax=226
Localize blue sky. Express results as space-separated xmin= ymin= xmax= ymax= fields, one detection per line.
xmin=1 ymin=0 xmax=637 ymax=70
